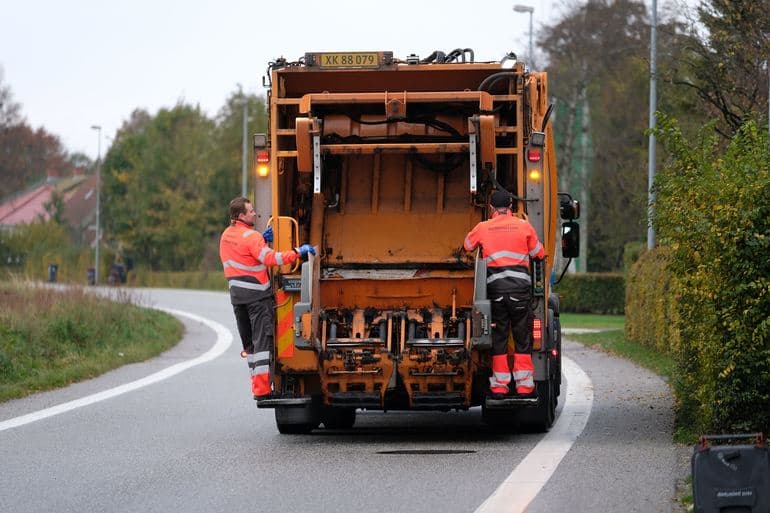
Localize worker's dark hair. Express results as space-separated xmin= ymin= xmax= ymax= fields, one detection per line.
xmin=229 ymin=196 xmax=250 ymax=220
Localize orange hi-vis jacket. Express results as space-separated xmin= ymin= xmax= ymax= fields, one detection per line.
xmin=464 ymin=211 xmax=545 ymax=293
xmin=219 ymin=220 xmax=298 ymax=305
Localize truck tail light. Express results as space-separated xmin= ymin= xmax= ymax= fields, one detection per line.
xmin=532 ymin=317 xmax=542 ymax=350
xmin=256 ymin=150 xmax=270 ymax=177
xmin=527 ymin=148 xmax=541 ymax=162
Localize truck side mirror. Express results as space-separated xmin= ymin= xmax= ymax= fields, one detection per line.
xmin=561 ymin=221 xmax=580 ymax=258
xmin=560 ymin=197 xmax=580 ymax=220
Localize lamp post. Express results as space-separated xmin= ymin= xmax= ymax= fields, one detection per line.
xmin=90 ymin=125 xmax=102 ymax=285
xmin=513 ymin=4 xmax=535 ymax=66
xmin=236 ymin=97 xmax=249 ymax=197
xmin=647 ymin=0 xmax=657 ymax=249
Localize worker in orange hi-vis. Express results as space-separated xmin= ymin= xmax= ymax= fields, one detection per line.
xmin=219 ymin=197 xmax=315 ymax=400
xmin=463 ymin=190 xmax=544 ymax=398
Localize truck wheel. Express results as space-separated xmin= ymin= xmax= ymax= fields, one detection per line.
xmin=481 ymin=404 xmax=518 ymax=432
xmin=321 ymin=407 xmax=356 ymax=429
xmin=274 ymin=405 xmax=320 ymax=434
xmin=520 ymin=380 xmax=555 ymax=432
xmin=549 ymin=308 xmax=562 ymax=396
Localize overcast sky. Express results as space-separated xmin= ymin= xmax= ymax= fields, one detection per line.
xmin=2 ymin=0 xmax=572 ymax=160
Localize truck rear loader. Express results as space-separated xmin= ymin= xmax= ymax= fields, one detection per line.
xmin=250 ymin=49 xmax=580 ymax=434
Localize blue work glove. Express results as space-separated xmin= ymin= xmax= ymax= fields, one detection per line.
xmin=294 ymin=244 xmax=316 ymax=259
xmin=262 ymin=226 xmax=273 ymax=243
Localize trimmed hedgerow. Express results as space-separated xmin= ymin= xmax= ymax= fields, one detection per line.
xmin=652 ymin=115 xmax=770 ymax=435
xmin=554 ymin=272 xmax=625 ymax=314
xmin=625 ymin=246 xmax=681 ymax=356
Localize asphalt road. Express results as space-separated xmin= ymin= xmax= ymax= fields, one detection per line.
xmin=0 ymin=288 xmax=688 ymax=512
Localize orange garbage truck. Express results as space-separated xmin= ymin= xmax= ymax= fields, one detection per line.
xmin=251 ymin=50 xmax=580 ymax=433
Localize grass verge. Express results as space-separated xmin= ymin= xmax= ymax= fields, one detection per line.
xmin=559 ymin=312 xmax=625 ymax=330
xmin=567 ymin=329 xmax=675 ymax=382
xmin=0 ymin=282 xmax=183 ymax=402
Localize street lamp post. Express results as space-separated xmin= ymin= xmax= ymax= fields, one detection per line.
xmin=513 ymin=4 xmax=535 ymax=66
xmin=237 ymin=98 xmax=249 ymax=198
xmin=90 ymin=125 xmax=102 ymax=285
xmin=647 ymin=0 xmax=657 ymax=249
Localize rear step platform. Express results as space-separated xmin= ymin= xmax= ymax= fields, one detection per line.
xmin=256 ymin=396 xmax=312 ymax=409
xmin=411 ymin=392 xmax=466 ymax=409
xmin=484 ymin=395 xmax=539 ymax=409
xmin=330 ymin=392 xmax=381 ymax=408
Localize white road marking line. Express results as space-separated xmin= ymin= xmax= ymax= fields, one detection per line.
xmin=474 ymin=356 xmax=594 ymax=513
xmin=0 ymin=307 xmax=232 ymax=432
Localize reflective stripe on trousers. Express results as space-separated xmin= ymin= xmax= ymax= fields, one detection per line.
xmin=513 ymin=353 xmax=534 ymax=393
xmin=247 ymin=351 xmax=272 ymax=396
xmin=489 ymin=354 xmax=511 ymax=394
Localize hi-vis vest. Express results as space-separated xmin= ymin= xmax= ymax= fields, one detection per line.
xmin=219 ymin=220 xmax=298 ymax=304
xmin=464 ymin=212 xmax=544 ymax=293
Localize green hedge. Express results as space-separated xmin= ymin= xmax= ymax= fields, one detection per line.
xmin=652 ymin=116 xmax=770 ymax=435
xmin=127 ymin=269 xmax=227 ymax=290
xmin=554 ymin=272 xmax=625 ymax=314
xmin=625 ymin=246 xmax=680 ymax=356
xmin=1 ymin=222 xmax=116 ymax=285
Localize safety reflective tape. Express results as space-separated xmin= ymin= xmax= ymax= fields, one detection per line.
xmin=254 ymin=364 xmax=269 ymax=375
xmin=259 ymin=247 xmax=271 ymax=261
xmin=275 ymin=252 xmax=284 ymax=265
xmin=464 ymin=236 xmax=474 ymax=251
xmin=275 ymin=290 xmax=295 ymax=359
xmin=487 ymin=270 xmax=531 ymax=284
xmin=228 ymin=279 xmax=270 ymax=291
xmin=222 ymin=260 xmax=266 ymax=272
xmin=513 ymin=370 xmax=533 ymax=380
xmin=485 ymin=250 xmax=529 ymax=264
xmin=242 ymin=229 xmax=256 ymax=238
xmin=529 ymin=242 xmax=543 ymax=257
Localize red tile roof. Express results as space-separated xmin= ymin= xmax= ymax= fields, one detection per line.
xmin=0 ymin=183 xmax=55 ymax=225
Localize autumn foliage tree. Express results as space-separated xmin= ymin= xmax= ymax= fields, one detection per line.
xmin=0 ymin=69 xmax=76 ymax=200
xmin=101 ymin=92 xmax=268 ymax=271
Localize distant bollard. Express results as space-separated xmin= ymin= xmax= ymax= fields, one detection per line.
xmin=87 ymin=267 xmax=96 ymax=286
xmin=47 ymin=263 xmax=58 ymax=283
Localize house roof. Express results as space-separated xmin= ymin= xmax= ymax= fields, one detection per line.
xmin=0 ymin=175 xmax=92 ymax=228
xmin=0 ymin=183 xmax=55 ymax=225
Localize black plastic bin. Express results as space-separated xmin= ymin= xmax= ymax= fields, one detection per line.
xmin=47 ymin=263 xmax=58 ymax=283
xmin=692 ymin=433 xmax=770 ymax=512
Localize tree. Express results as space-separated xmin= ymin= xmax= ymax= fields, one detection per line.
xmin=0 ymin=69 xmax=75 ymax=199
xmin=0 ymin=67 xmax=22 ymax=127
xmin=540 ymin=0 xmax=694 ymax=271
xmin=669 ymin=0 xmax=770 ymax=138
xmin=102 ymin=104 xmax=219 ymax=270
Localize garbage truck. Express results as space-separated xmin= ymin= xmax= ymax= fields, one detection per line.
xmin=251 ymin=49 xmax=580 ymax=433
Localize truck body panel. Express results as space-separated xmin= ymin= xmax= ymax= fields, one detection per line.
xmin=253 ymin=51 xmax=575 ymax=432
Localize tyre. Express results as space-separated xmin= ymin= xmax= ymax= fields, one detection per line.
xmin=549 ymin=309 xmax=562 ymax=396
xmin=519 ymin=380 xmax=555 ymax=433
xmin=481 ymin=404 xmax=518 ymax=432
xmin=274 ymin=405 xmax=320 ymax=434
xmin=321 ymin=407 xmax=356 ymax=429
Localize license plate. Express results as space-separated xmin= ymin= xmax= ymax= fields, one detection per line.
xmin=318 ymin=52 xmax=380 ymax=68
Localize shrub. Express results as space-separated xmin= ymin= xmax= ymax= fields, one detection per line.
xmin=554 ymin=272 xmax=625 ymax=314
xmin=128 ymin=269 xmax=227 ymax=290
xmin=625 ymin=246 xmax=680 ymax=355
xmin=653 ymin=116 xmax=770 ymax=434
